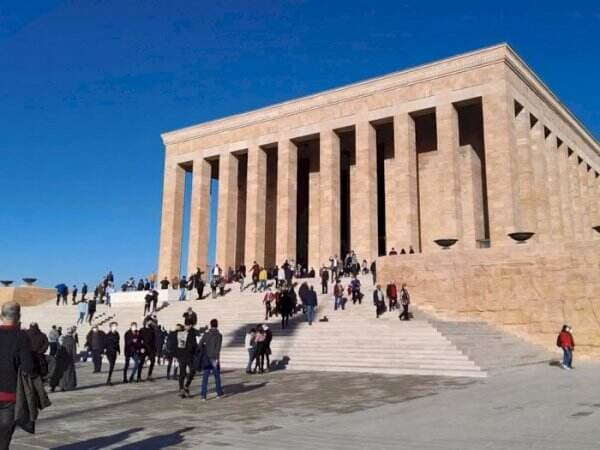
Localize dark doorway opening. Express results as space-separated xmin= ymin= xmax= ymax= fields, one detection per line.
xmin=339 ymin=130 xmax=355 ymax=259
xmin=264 ymin=146 xmax=278 ymax=268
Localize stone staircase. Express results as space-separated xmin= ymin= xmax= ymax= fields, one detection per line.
xmin=20 ymin=274 xmax=485 ymax=378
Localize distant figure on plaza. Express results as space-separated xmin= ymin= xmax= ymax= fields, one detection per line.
xmin=179 ymin=276 xmax=188 ymax=301
xmin=71 ymin=285 xmax=78 ymax=304
xmin=320 ymin=266 xmax=329 ymax=294
xmin=183 ymin=307 xmax=198 ymax=327
xmin=194 ymin=268 xmax=205 ymax=299
xmin=373 ymin=284 xmax=385 ymax=318
xmin=350 ymin=276 xmax=362 ymax=305
xmin=55 ymin=283 xmax=68 ymax=306
xmin=160 ymin=276 xmax=170 ymax=290
xmin=81 ymin=282 xmax=88 ymax=301
xmin=245 ymin=328 xmax=256 ymax=374
xmin=386 ymin=281 xmax=398 ymax=312
xmin=48 ymin=325 xmax=59 ymax=356
xmin=86 ymin=326 xmax=106 ymax=373
xmin=0 ymin=302 xmax=35 ymax=449
xmin=398 ymin=283 xmax=411 ymax=321
xmin=333 ymin=279 xmax=345 ymax=311
xmin=370 ymin=261 xmax=376 ymax=284
xmin=409 ymin=245 xmax=415 ymax=254
xmin=105 ymin=322 xmax=120 ymax=386
xmin=50 ymin=326 xmax=78 ymax=392
xmin=304 ymin=285 xmax=318 ymax=325
xmin=199 ymin=318 xmax=224 ymax=400
xmin=105 ymin=282 xmax=114 ymax=307
xmin=557 ymin=325 xmax=575 ymax=370
xmin=388 ymin=247 xmax=398 ymax=256
xmin=279 ymin=288 xmax=294 ymax=329
xmin=87 ymin=297 xmax=97 ymax=324
xmin=77 ymin=299 xmax=88 ymax=325
xmin=263 ymin=288 xmax=275 ymax=320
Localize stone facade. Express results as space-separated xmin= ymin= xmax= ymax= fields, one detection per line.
xmin=377 ymin=241 xmax=600 ymax=358
xmin=157 ymin=43 xmax=599 ymax=279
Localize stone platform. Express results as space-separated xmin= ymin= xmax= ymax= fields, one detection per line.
xmin=0 ymin=285 xmax=55 ymax=307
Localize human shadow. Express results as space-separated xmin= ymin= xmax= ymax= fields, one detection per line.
xmin=112 ymin=427 xmax=194 ymax=450
xmin=269 ymin=356 xmax=291 ymax=372
xmin=50 ymin=427 xmax=144 ymax=449
xmin=189 ymin=382 xmax=267 ymax=399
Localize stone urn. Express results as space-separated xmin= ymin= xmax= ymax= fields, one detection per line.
xmin=0 ymin=280 xmax=13 ymax=287
xmin=593 ymin=225 xmax=600 ymax=234
xmin=22 ymin=278 xmax=37 ymax=286
xmin=508 ymin=232 xmax=535 ymax=244
xmin=434 ymin=238 xmax=458 ymax=250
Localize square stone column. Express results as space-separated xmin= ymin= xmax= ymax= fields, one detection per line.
xmin=389 ymin=113 xmax=419 ymax=252
xmin=215 ymin=152 xmax=239 ymax=271
xmin=458 ymin=145 xmax=485 ymax=248
xmin=436 ymin=103 xmax=463 ymax=247
xmin=276 ymin=138 xmax=297 ymax=264
xmin=187 ymin=157 xmax=212 ymax=275
xmin=158 ymin=160 xmax=186 ymax=279
xmin=514 ymin=105 xmax=536 ymax=233
xmin=351 ymin=120 xmax=378 ymax=262
xmin=529 ymin=118 xmax=551 ymax=242
xmin=556 ymin=140 xmax=574 ymax=239
xmin=319 ymin=129 xmax=341 ymax=265
xmin=482 ymin=89 xmax=520 ymax=246
xmin=244 ymin=144 xmax=267 ymax=266
xmin=544 ymin=131 xmax=564 ymax=240
xmin=308 ymin=143 xmax=320 ymax=270
xmin=567 ymin=151 xmax=584 ymax=240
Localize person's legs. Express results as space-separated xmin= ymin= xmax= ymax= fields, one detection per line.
xmin=123 ymin=356 xmax=131 ymax=382
xmin=147 ymin=355 xmax=156 ymax=378
xmin=92 ymin=349 xmax=101 ymax=372
xmin=131 ymin=354 xmax=140 ymax=381
xmin=107 ymin=351 xmax=116 ymax=383
xmin=0 ymin=402 xmax=16 ymax=450
xmin=213 ymin=364 xmax=223 ymax=396
xmin=56 ymin=294 xmax=60 ymax=306
xmin=201 ymin=367 xmax=210 ymax=398
xmin=178 ymin=360 xmax=187 ymax=391
xmin=136 ymin=355 xmax=145 ymax=381
xmin=246 ymin=349 xmax=254 ymax=373
xmin=167 ymin=356 xmax=173 ymax=379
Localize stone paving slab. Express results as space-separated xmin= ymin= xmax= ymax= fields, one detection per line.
xmin=11 ymin=358 xmax=600 ymax=449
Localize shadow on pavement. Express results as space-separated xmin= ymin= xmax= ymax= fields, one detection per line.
xmin=50 ymin=427 xmax=144 ymax=449
xmin=112 ymin=427 xmax=194 ymax=450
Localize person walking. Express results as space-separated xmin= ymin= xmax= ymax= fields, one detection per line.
xmin=0 ymin=302 xmax=35 ymax=449
xmin=179 ymin=276 xmax=188 ymax=301
xmin=333 ymin=279 xmax=345 ymax=311
xmin=105 ymin=282 xmax=114 ymax=308
xmin=140 ymin=320 xmax=156 ymax=381
xmin=244 ymin=328 xmax=256 ymax=374
xmin=87 ymin=297 xmax=97 ymax=324
xmin=320 ymin=266 xmax=329 ymax=294
xmin=176 ymin=321 xmax=197 ymax=398
xmin=280 ymin=289 xmax=294 ymax=329
xmin=350 ymin=276 xmax=362 ymax=305
xmin=258 ymin=267 xmax=268 ymax=292
xmin=71 ymin=285 xmax=78 ymax=304
xmin=123 ymin=322 xmax=145 ymax=383
xmin=199 ymin=319 xmax=224 ymax=400
xmin=399 ymin=283 xmax=411 ymax=321
xmin=195 ymin=270 xmax=205 ymax=299
xmin=253 ymin=327 xmax=266 ymax=373
xmin=52 ymin=327 xmax=77 ymax=392
xmin=305 ymin=285 xmax=318 ymax=325
xmin=263 ymin=324 xmax=272 ymax=371
xmin=165 ymin=325 xmax=180 ymax=380
xmin=557 ymin=325 xmax=575 ymax=370
xmin=370 ymin=260 xmax=376 ymax=284
xmin=86 ymin=326 xmax=106 ymax=373
xmin=183 ymin=307 xmax=198 ymax=327
xmin=48 ymin=325 xmax=59 ymax=356
xmin=263 ymin=288 xmax=274 ymax=320
xmin=81 ymin=282 xmax=88 ymax=301
xmin=26 ymin=322 xmax=49 ymax=381
xmin=105 ymin=322 xmax=120 ymax=385
xmin=373 ymin=285 xmax=385 ymax=318
xmin=386 ymin=281 xmax=398 ymax=312
xmin=77 ymin=300 xmax=87 ymax=325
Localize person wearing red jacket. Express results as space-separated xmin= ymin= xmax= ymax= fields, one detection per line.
xmin=558 ymin=325 xmax=575 ymax=369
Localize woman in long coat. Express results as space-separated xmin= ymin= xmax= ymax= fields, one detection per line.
xmin=49 ymin=327 xmax=78 ymax=391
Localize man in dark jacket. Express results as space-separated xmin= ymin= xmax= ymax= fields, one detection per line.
xmin=175 ymin=322 xmax=197 ymax=398
xmin=139 ymin=321 xmax=156 ymax=381
xmin=183 ymin=308 xmax=198 ymax=327
xmin=0 ymin=302 xmax=34 ymax=449
xmin=304 ymin=286 xmax=318 ymax=325
xmin=26 ymin=323 xmax=49 ymax=378
xmin=104 ymin=322 xmax=120 ymax=385
xmin=320 ymin=266 xmax=329 ymax=294
xmin=199 ymin=319 xmax=224 ymax=400
xmin=86 ymin=326 xmax=106 ymax=373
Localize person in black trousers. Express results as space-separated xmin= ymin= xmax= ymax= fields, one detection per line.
xmin=140 ymin=321 xmax=156 ymax=381
xmin=87 ymin=298 xmax=97 ymax=325
xmin=399 ymin=284 xmax=411 ymax=321
xmin=105 ymin=322 xmax=120 ymax=385
xmin=86 ymin=326 xmax=106 ymax=373
xmin=176 ymin=321 xmax=197 ymax=398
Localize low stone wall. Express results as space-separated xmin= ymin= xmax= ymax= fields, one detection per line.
xmin=377 ymin=240 xmax=600 ymax=358
xmin=0 ymin=286 xmax=56 ymax=307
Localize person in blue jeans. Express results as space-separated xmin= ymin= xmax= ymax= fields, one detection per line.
xmin=304 ymin=285 xmax=318 ymax=325
xmin=199 ymin=319 xmax=224 ymax=400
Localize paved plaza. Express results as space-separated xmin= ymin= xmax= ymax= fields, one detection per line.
xmin=11 ymin=356 xmax=600 ymax=450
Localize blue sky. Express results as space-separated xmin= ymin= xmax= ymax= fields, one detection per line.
xmin=1 ymin=1 xmax=599 ymax=288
